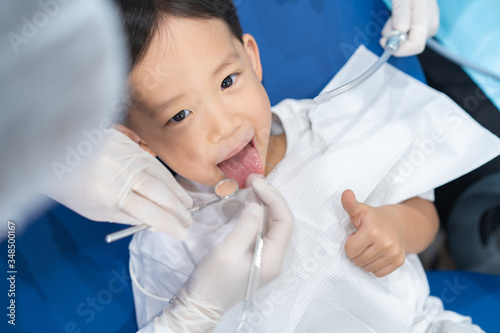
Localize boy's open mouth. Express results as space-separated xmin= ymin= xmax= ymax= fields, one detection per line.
xmin=217 ymin=139 xmax=264 ymax=188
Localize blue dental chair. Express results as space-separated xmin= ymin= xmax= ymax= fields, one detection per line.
xmin=2 ymin=1 xmax=499 ymax=332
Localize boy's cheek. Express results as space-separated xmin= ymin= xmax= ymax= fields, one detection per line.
xmin=256 ymin=126 xmax=271 ymax=145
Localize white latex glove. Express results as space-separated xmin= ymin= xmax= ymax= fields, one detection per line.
xmin=380 ymin=0 xmax=439 ymax=56
xmin=44 ymin=128 xmax=193 ymax=240
xmin=153 ymin=177 xmax=294 ymax=332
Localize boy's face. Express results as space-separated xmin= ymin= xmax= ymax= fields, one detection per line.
xmin=127 ymin=17 xmax=272 ymax=188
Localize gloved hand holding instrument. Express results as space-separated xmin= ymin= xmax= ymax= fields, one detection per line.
xmin=380 ymin=0 xmax=439 ymax=57
xmin=147 ymin=177 xmax=294 ymax=332
xmin=44 ymin=128 xmax=194 ymax=240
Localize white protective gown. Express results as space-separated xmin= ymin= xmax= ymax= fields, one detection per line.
xmin=131 ymin=46 xmax=499 ymax=332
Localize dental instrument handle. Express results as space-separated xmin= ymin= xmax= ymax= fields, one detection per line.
xmin=245 ymin=219 xmax=264 ymax=307
xmin=105 ymin=197 xmax=223 ymax=243
xmin=105 ymin=224 xmax=149 ymax=243
xmin=237 ymin=204 xmax=265 ymax=332
xmin=186 ymin=197 xmax=223 ymax=213
xmin=313 ymin=31 xmax=407 ymax=105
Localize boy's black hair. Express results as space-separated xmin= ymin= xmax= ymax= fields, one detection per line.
xmin=113 ymin=0 xmax=243 ymax=68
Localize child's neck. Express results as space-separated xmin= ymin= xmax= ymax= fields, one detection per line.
xmin=265 ymin=133 xmax=287 ymax=176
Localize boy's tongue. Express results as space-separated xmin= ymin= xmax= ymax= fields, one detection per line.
xmin=218 ymin=142 xmax=264 ymax=188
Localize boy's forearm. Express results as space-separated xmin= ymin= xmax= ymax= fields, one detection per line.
xmin=381 ymin=198 xmax=439 ymax=254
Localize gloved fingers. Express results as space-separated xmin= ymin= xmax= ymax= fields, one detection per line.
xmin=393 ymin=0 xmax=430 ymax=56
xmin=101 ymin=207 xmax=143 ymax=225
xmin=108 ymin=128 xmax=193 ymax=208
xmin=251 ymin=178 xmax=294 ymax=246
xmin=131 ymin=172 xmax=193 ymax=227
xmin=380 ymin=17 xmax=424 ymax=57
xmin=120 ymin=191 xmax=190 ymax=240
xmin=410 ymin=0 xmax=429 ymax=28
xmin=143 ymin=161 xmax=193 ymax=208
xmin=391 ymin=0 xmax=411 ymax=33
xmin=380 ymin=18 xmax=399 ymax=50
xmin=221 ymin=201 xmax=264 ymax=251
xmin=381 ymin=21 xmax=427 ymax=57
xmin=393 ymin=25 xmax=427 ymax=56
xmin=251 ymin=178 xmax=294 ymax=281
xmin=411 ymin=0 xmax=439 ymax=37
xmin=102 ymin=128 xmax=143 ymax=153
xmin=383 ymin=0 xmax=439 ymax=56
xmin=379 ymin=22 xmax=389 ymax=49
xmin=381 ymin=17 xmax=395 ymax=40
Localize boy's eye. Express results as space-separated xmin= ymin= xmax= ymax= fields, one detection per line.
xmin=168 ymin=109 xmax=191 ymax=124
xmin=221 ymin=73 xmax=237 ymax=90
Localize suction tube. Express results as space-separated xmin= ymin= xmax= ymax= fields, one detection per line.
xmin=313 ymin=31 xmax=407 ymax=105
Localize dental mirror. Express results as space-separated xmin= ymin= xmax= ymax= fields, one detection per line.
xmin=215 ymin=178 xmax=239 ymax=198
xmin=187 ymin=178 xmax=239 ymax=213
xmin=105 ymin=178 xmax=239 ymax=243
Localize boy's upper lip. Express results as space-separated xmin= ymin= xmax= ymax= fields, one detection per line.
xmin=218 ymin=136 xmax=253 ymax=165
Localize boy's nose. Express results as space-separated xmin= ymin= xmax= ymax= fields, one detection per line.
xmin=206 ymin=108 xmax=243 ymax=144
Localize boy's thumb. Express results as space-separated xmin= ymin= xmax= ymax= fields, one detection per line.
xmin=341 ymin=190 xmax=363 ymax=228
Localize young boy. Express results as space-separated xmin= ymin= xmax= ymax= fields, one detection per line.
xmin=114 ymin=0 xmax=493 ymax=331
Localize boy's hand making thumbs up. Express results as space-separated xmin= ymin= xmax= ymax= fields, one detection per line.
xmin=341 ymin=189 xmax=440 ymax=277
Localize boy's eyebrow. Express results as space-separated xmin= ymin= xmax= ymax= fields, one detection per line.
xmin=148 ymin=93 xmax=185 ymax=118
xmin=147 ymin=52 xmax=241 ymax=118
xmin=212 ymin=52 xmax=240 ymax=77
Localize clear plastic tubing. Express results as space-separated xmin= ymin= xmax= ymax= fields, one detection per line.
xmin=313 ymin=31 xmax=408 ymax=105
xmin=425 ymin=38 xmax=500 ymax=82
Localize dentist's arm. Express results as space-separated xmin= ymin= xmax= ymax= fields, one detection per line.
xmin=380 ymin=0 xmax=440 ymax=57
xmin=141 ymin=178 xmax=294 ymax=332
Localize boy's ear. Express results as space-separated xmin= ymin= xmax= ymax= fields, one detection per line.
xmin=113 ymin=123 xmax=157 ymax=157
xmin=242 ymin=33 xmax=263 ymax=81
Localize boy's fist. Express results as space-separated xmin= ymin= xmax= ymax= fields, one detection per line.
xmin=341 ymin=190 xmax=406 ymax=277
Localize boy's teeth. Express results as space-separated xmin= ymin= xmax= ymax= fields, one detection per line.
xmin=218 ymin=142 xmax=264 ymax=188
